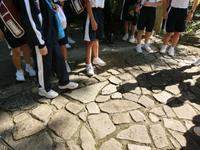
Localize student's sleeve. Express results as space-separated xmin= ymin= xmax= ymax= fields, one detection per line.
xmin=22 ymin=0 xmax=46 ymax=48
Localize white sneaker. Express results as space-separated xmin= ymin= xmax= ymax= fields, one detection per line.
xmin=66 ymin=43 xmax=72 ymax=49
xmin=25 ymin=64 xmax=36 ymax=77
xmin=194 ymin=127 xmax=200 ymax=136
xmin=68 ymin=37 xmax=76 ymax=44
xmin=128 ymin=35 xmax=135 ymax=43
xmin=193 ymin=59 xmax=200 ymax=66
xmin=136 ymin=44 xmax=143 ymax=53
xmin=160 ymin=45 xmax=168 ymax=54
xmin=38 ymin=88 xmax=58 ymax=99
xmin=16 ymin=69 xmax=25 ymax=81
xmin=93 ymin=57 xmax=106 ymax=66
xmin=65 ymin=61 xmax=71 ymax=73
xmin=122 ymin=33 xmax=129 ymax=41
xmin=168 ymin=47 xmax=175 ymax=57
xmin=86 ymin=64 xmax=95 ymax=76
xmin=58 ymin=82 xmax=79 ymax=90
xmin=144 ymin=44 xmax=152 ymax=52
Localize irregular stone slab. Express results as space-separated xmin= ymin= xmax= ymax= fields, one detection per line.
xmin=165 ymin=84 xmax=181 ymax=95
xmin=111 ymin=92 xmax=122 ymax=99
xmin=128 ymin=144 xmax=151 ymax=150
xmin=153 ymin=91 xmax=173 ymax=104
xmin=123 ymin=93 xmax=139 ymax=102
xmin=150 ymin=107 xmax=166 ymax=117
xmin=117 ymin=125 xmax=151 ymax=144
xmin=80 ymin=126 xmax=96 ymax=150
xmin=54 ymin=143 xmax=67 ymax=150
xmin=99 ymin=100 xmax=141 ymax=113
xmin=107 ymin=69 xmax=120 ymax=75
xmin=99 ymin=138 xmax=122 ymax=150
xmin=108 ymin=76 xmax=122 ymax=85
xmin=78 ymin=111 xmax=88 ymax=122
xmin=118 ymin=73 xmax=133 ymax=81
xmin=149 ymin=113 xmax=160 ymax=122
xmin=111 ymin=112 xmax=132 ymax=124
xmin=0 ymin=111 xmax=14 ymax=134
xmin=31 ymin=104 xmax=53 ymax=124
xmin=168 ymin=130 xmax=186 ymax=147
xmin=141 ymin=88 xmax=151 ymax=95
xmin=163 ymin=118 xmax=186 ymax=132
xmin=130 ymin=87 xmax=142 ymax=95
xmin=138 ymin=95 xmax=155 ymax=108
xmin=150 ymin=124 xmax=169 ymax=148
xmin=101 ymin=84 xmax=117 ymax=95
xmin=88 ymin=113 xmax=116 ymax=139
xmin=169 ymin=137 xmax=181 ymax=149
xmin=11 ymin=132 xmax=53 ymax=150
xmin=172 ymin=103 xmax=197 ymax=120
xmin=184 ymin=120 xmax=195 ymax=130
xmin=48 ymin=110 xmax=81 ymax=141
xmin=86 ymin=102 xmax=100 ymax=114
xmin=51 ymin=96 xmax=69 ymax=109
xmin=190 ymin=103 xmax=200 ymax=112
xmin=163 ymin=105 xmax=176 ymax=118
xmin=13 ymin=117 xmax=44 ymax=140
xmin=65 ymin=81 xmax=108 ymax=103
xmin=67 ymin=140 xmax=82 ymax=150
xmin=130 ymin=110 xmax=146 ymax=122
xmin=95 ymin=95 xmax=110 ymax=103
xmin=38 ymin=97 xmax=51 ymax=104
xmin=66 ymin=102 xmax=84 ymax=114
xmin=14 ymin=112 xmax=30 ymax=123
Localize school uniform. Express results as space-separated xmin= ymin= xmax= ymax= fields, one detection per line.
xmin=84 ymin=0 xmax=105 ymax=41
xmin=120 ymin=0 xmax=138 ymax=25
xmin=0 ymin=0 xmax=26 ymax=48
xmin=137 ymin=0 xmax=160 ymax=32
xmin=166 ymin=0 xmax=189 ymax=32
xmin=15 ymin=0 xmax=69 ymax=92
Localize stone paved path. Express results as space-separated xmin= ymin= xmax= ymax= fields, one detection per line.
xmin=0 ymin=36 xmax=200 ymax=150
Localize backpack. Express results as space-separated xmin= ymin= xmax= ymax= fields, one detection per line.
xmin=0 ymin=0 xmax=24 ymax=38
xmin=70 ymin=0 xmax=85 ymax=14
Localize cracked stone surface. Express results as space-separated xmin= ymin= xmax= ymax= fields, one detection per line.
xmin=1 ymin=40 xmax=200 ymax=150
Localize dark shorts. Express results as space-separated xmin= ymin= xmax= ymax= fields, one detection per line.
xmin=84 ymin=8 xmax=104 ymax=41
xmin=121 ymin=0 xmax=137 ymax=21
xmin=58 ymin=28 xmax=68 ymax=45
xmin=137 ymin=6 xmax=156 ymax=32
xmin=0 ymin=21 xmax=26 ymax=48
xmin=166 ymin=7 xmax=187 ymax=32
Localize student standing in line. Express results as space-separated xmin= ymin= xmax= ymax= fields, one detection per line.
xmin=15 ymin=0 xmax=78 ymax=99
xmin=160 ymin=0 xmax=199 ymax=57
xmin=83 ymin=0 xmax=106 ymax=76
xmin=136 ymin=0 xmax=163 ymax=53
xmin=121 ymin=0 xmax=139 ymax=43
xmin=0 ymin=0 xmax=36 ymax=81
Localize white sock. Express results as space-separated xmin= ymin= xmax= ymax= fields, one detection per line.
xmin=25 ymin=64 xmax=31 ymax=68
xmin=86 ymin=63 xmax=92 ymax=67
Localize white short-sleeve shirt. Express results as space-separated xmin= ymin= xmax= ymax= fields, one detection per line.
xmin=90 ymin=0 xmax=105 ymax=8
xmin=171 ymin=0 xmax=190 ymax=9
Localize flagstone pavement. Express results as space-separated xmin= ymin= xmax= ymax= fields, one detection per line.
xmin=0 ymin=36 xmax=200 ymax=150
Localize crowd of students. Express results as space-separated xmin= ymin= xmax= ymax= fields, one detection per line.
xmin=0 ymin=0 xmax=199 ymax=94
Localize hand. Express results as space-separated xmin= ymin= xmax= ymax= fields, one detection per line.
xmin=135 ymin=4 xmax=141 ymax=13
xmin=91 ymin=19 xmax=98 ymax=31
xmin=186 ymin=12 xmax=194 ymax=22
xmin=39 ymin=46 xmax=48 ymax=56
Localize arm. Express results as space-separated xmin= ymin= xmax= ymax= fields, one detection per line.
xmin=22 ymin=0 xmax=47 ymax=55
xmin=143 ymin=0 xmax=163 ymax=7
xmin=84 ymin=0 xmax=97 ymax=31
xmin=187 ymin=0 xmax=199 ymax=21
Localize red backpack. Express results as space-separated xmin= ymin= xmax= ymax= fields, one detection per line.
xmin=0 ymin=0 xmax=24 ymax=38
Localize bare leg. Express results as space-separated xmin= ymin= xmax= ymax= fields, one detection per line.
xmin=171 ymin=32 xmax=180 ymax=48
xmin=85 ymin=41 xmax=94 ymax=64
xmin=21 ymin=44 xmax=31 ymax=65
xmin=136 ymin=30 xmax=144 ymax=45
xmin=92 ymin=40 xmax=99 ymax=58
xmin=144 ymin=32 xmax=152 ymax=44
xmin=124 ymin=21 xmax=129 ymax=34
xmin=163 ymin=32 xmax=173 ymax=45
xmin=12 ymin=47 xmax=21 ymax=70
